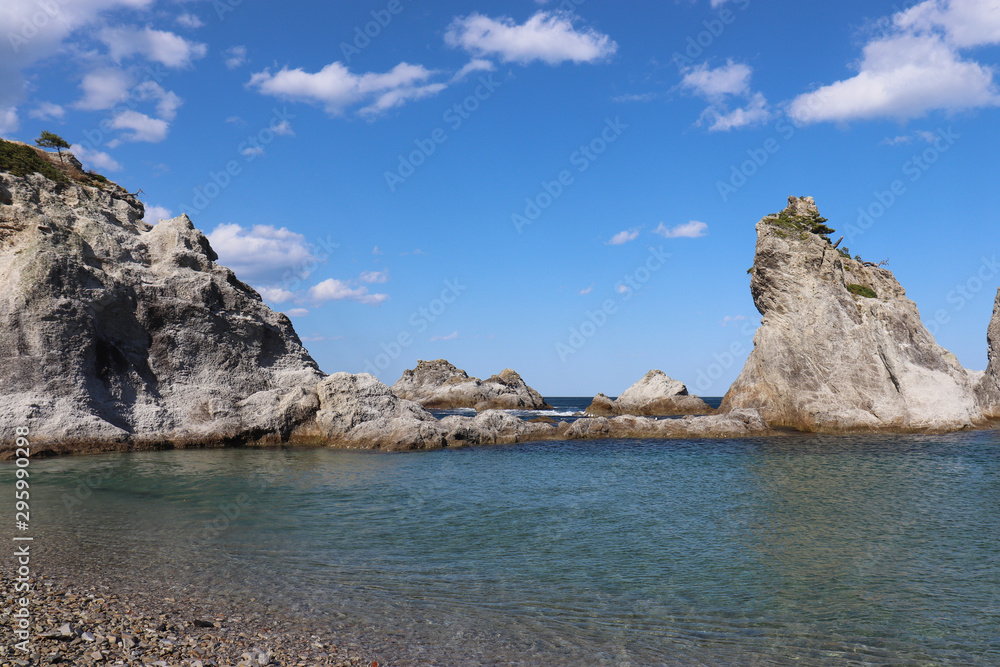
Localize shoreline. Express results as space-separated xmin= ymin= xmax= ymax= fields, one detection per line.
xmin=1 ymin=565 xmax=380 ymax=667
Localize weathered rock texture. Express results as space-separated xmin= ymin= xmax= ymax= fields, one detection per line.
xmin=585 ymin=370 xmax=712 ymax=416
xmin=0 ymin=149 xmax=324 ymax=453
xmin=975 ymin=289 xmax=1000 ymax=418
xmin=720 ymin=196 xmax=984 ymax=432
xmin=391 ymin=359 xmax=551 ymax=410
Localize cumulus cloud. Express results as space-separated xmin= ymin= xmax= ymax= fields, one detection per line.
xmin=223 ymin=45 xmax=247 ymax=69
xmin=607 ymin=228 xmax=639 ymax=245
xmin=248 ymin=61 xmax=446 ymax=116
xmin=141 ymin=204 xmax=172 ymax=223
xmin=284 ymin=308 xmax=309 ymax=317
xmin=70 ymin=143 xmax=122 ymax=172
xmin=29 ymin=102 xmax=64 ymax=120
xmin=0 ymin=107 xmax=19 ymax=134
xmin=257 ymin=286 xmax=296 ymax=303
xmin=0 ymin=0 xmax=155 ymax=107
xmin=359 ymin=270 xmax=388 ymax=284
xmin=206 ymin=223 xmax=321 ymax=287
xmin=176 ymin=13 xmax=204 ymax=29
xmin=790 ymin=1 xmax=1000 ymax=123
xmin=681 ymin=60 xmax=770 ymax=131
xmin=682 ymin=60 xmax=751 ymax=98
xmin=75 ymin=68 xmax=133 ymax=111
xmin=654 ymin=220 xmax=708 ymax=238
xmin=99 ymin=26 xmax=207 ymax=68
xmin=308 ymin=278 xmax=388 ymax=305
xmin=110 ymin=110 xmax=169 ymax=142
xmin=445 ymin=11 xmax=617 ymax=65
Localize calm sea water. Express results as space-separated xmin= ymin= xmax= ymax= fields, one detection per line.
xmin=6 ymin=400 xmax=1000 ymax=665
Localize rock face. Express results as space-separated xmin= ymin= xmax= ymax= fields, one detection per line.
xmin=585 ymin=370 xmax=712 ymax=416
xmin=391 ymin=359 xmax=551 ymax=410
xmin=0 ymin=150 xmax=324 ymax=452
xmin=720 ymin=196 xmax=984 ymax=432
xmin=976 ymin=289 xmax=1000 ymax=418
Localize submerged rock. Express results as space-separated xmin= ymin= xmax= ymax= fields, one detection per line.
xmin=391 ymin=359 xmax=551 ymax=410
xmin=975 ymin=288 xmax=1000 ymax=418
xmin=720 ymin=196 xmax=984 ymax=432
xmin=585 ymin=370 xmax=712 ymax=416
xmin=0 ymin=147 xmax=324 ymax=453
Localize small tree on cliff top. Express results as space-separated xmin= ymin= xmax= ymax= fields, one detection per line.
xmin=35 ymin=131 xmax=70 ymax=162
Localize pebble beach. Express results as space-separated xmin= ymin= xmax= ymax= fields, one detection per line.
xmin=1 ymin=568 xmax=379 ymax=667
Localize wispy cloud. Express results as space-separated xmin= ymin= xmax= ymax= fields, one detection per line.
xmin=654 ymin=220 xmax=708 ymax=238
xmin=607 ymin=228 xmax=639 ymax=245
xmin=430 ymin=331 xmax=459 ymax=341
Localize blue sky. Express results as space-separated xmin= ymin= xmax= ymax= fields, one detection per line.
xmin=2 ymin=0 xmax=999 ymax=396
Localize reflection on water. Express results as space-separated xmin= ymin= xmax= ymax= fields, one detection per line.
xmin=5 ymin=431 xmax=1000 ymax=665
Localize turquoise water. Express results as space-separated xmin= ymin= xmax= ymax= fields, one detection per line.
xmin=7 ymin=425 xmax=1000 ymax=665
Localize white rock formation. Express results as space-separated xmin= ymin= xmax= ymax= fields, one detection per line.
xmin=585 ymin=370 xmax=711 ymax=416
xmin=391 ymin=359 xmax=550 ymax=410
xmin=0 ymin=145 xmax=324 ymax=453
xmin=720 ymin=196 xmax=984 ymax=432
xmin=975 ymin=288 xmax=1000 ymax=418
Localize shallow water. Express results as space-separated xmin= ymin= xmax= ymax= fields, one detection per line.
xmin=5 ymin=422 xmax=1000 ymax=665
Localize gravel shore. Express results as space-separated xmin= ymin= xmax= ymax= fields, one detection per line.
xmin=1 ymin=569 xmax=379 ymax=667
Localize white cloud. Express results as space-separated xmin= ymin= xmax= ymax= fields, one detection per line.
xmin=682 ymin=60 xmax=770 ymax=131
xmin=176 ymin=13 xmax=204 ymax=29
xmin=308 ymin=278 xmax=388 ymax=305
xmin=70 ymin=143 xmax=122 ymax=172
xmin=616 ymin=284 xmax=629 ymax=294
xmin=249 ymin=61 xmax=446 ymax=116
xmin=445 ymin=11 xmax=617 ymax=65
xmin=607 ymin=228 xmax=639 ymax=245
xmin=207 ymin=223 xmax=320 ymax=286
xmin=257 ymin=286 xmax=296 ymax=303
xmin=110 ymin=110 xmax=169 ymax=142
xmin=790 ymin=1 xmax=1000 ymax=124
xmin=284 ymin=308 xmax=309 ymax=317
xmin=703 ymin=92 xmax=770 ymax=131
xmin=430 ymin=331 xmax=459 ymax=341
xmin=134 ymin=81 xmax=182 ymax=120
xmin=99 ymin=26 xmax=207 ymax=68
xmin=721 ymin=315 xmax=747 ymax=326
xmin=29 ymin=102 xmax=64 ymax=120
xmin=141 ymin=204 xmax=171 ymax=223
xmin=579 ymin=283 xmax=594 ymax=295
xmin=0 ymin=0 xmax=155 ymax=107
xmin=895 ymin=0 xmax=1000 ymax=48
xmin=223 ymin=45 xmax=247 ymax=70
xmin=452 ymin=59 xmax=496 ymax=82
xmin=76 ymin=68 xmax=133 ymax=111
xmin=359 ymin=270 xmax=388 ymax=284
xmin=681 ymin=60 xmax=751 ymax=98
xmin=0 ymin=107 xmax=19 ymax=134
xmin=372 ymin=245 xmax=384 ymax=255
xmin=272 ymin=119 xmax=294 ymax=136
xmin=225 ymin=115 xmax=246 ymax=125
xmin=654 ymin=220 xmax=708 ymax=238
xmin=240 ymin=145 xmax=264 ymax=157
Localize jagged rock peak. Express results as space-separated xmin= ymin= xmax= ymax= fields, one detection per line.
xmin=976 ymin=288 xmax=1000 ymax=418
xmin=720 ymin=195 xmax=984 ymax=432
xmin=0 ymin=149 xmax=325 ymax=452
